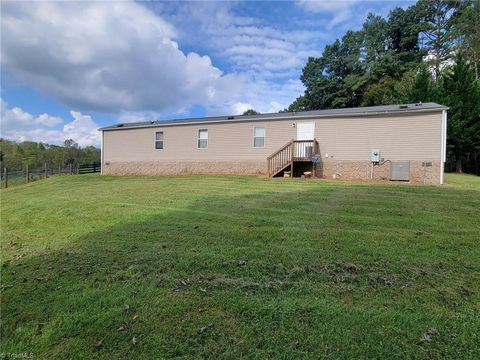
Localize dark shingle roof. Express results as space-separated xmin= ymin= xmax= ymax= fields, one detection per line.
xmin=99 ymin=102 xmax=448 ymax=131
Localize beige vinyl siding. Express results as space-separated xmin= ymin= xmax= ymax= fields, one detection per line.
xmin=103 ymin=121 xmax=295 ymax=162
xmin=103 ymin=111 xmax=442 ymax=163
xmin=315 ymin=112 xmax=442 ymax=161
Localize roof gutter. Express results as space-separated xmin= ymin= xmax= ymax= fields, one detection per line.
xmin=99 ymin=107 xmax=448 ymax=132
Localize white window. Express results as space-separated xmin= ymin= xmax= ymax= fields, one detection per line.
xmin=198 ymin=129 xmax=208 ymax=149
xmin=253 ymin=127 xmax=265 ymax=148
xmin=155 ymin=131 xmax=164 ymax=149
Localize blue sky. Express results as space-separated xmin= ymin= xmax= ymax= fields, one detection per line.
xmin=1 ymin=0 xmax=413 ymax=146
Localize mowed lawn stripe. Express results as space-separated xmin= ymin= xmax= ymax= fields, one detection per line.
xmin=1 ymin=174 xmax=479 ymax=359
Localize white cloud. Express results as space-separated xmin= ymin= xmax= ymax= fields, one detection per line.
xmin=1 ymin=1 xmax=316 ymax=125
xmin=63 ymin=111 xmax=101 ymax=147
xmin=152 ymin=2 xmax=318 ymax=114
xmin=231 ymin=102 xmax=253 ymax=115
xmin=266 ymin=101 xmax=285 ymax=113
xmin=0 ymin=99 xmax=100 ymax=146
xmin=207 ymin=78 xmax=304 ymax=116
xmin=296 ymin=0 xmax=365 ymax=29
xmin=36 ymin=113 xmax=63 ymax=127
xmin=0 ymin=98 xmax=63 ymax=133
xmin=0 ymin=1 xmax=242 ymax=114
xmin=163 ymin=2 xmax=325 ymax=79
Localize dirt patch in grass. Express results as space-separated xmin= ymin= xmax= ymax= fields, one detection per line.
xmin=166 ymin=261 xmax=402 ymax=295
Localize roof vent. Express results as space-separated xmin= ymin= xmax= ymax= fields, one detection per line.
xmin=227 ymin=116 xmax=235 ymax=120
xmin=399 ymin=105 xmax=409 ymax=109
xmin=117 ymin=124 xmax=124 ymax=127
xmin=150 ymin=121 xmax=154 ymax=124
xmin=415 ymin=102 xmax=423 ymax=106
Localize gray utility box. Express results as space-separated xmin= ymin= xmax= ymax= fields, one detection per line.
xmin=390 ymin=161 xmax=411 ymax=181
xmin=305 ymin=146 xmax=313 ymax=158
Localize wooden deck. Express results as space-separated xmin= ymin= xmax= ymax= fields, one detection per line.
xmin=267 ymin=139 xmax=319 ymax=177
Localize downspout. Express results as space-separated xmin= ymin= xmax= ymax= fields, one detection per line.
xmin=100 ymin=130 xmax=104 ymax=175
xmin=440 ymin=110 xmax=447 ymax=185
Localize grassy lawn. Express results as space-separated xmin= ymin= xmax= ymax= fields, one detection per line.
xmin=1 ymin=174 xmax=479 ymax=359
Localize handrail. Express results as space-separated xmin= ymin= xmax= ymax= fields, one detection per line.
xmin=268 ymin=139 xmax=319 ymax=177
xmin=267 ymin=140 xmax=293 ymax=177
xmin=267 ymin=140 xmax=293 ymax=160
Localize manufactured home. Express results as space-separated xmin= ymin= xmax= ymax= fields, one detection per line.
xmin=99 ymin=103 xmax=448 ymax=184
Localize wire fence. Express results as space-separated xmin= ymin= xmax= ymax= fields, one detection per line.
xmin=1 ymin=162 xmax=101 ymax=189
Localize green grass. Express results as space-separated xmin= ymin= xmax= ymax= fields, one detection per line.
xmin=1 ymin=173 xmax=479 ymax=359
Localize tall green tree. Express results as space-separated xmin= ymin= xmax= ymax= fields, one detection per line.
xmin=362 ymin=71 xmax=416 ymax=106
xmin=441 ymin=55 xmax=480 ymax=172
xmin=407 ymin=66 xmax=438 ymax=103
xmin=242 ymin=109 xmax=260 ymax=115
xmin=362 ymin=13 xmax=388 ymax=66
xmin=386 ymin=6 xmax=425 ymax=70
xmin=416 ymin=0 xmax=464 ymax=78
xmin=290 ymin=3 xmax=425 ymax=112
xmin=289 ymin=30 xmax=366 ymax=111
xmin=361 ymin=77 xmax=401 ymax=106
xmin=453 ymin=0 xmax=480 ymax=79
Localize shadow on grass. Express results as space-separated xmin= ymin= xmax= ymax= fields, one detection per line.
xmin=1 ymin=184 xmax=479 ymax=359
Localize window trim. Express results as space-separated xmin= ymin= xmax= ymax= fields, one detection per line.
xmin=253 ymin=126 xmax=266 ymax=148
xmin=197 ymin=128 xmax=208 ymax=149
xmin=154 ymin=131 xmax=164 ymax=150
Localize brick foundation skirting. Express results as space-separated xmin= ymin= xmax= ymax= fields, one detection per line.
xmin=103 ymin=160 xmax=442 ymax=184
xmin=103 ymin=161 xmax=267 ymax=176
xmin=315 ymin=160 xmax=442 ymax=184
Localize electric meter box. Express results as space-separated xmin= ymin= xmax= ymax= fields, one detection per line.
xmin=371 ymin=149 xmax=380 ymax=162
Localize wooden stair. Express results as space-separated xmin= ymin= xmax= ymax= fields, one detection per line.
xmin=267 ymin=139 xmax=319 ymax=177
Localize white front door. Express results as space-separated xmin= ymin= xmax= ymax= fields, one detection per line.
xmin=296 ymin=122 xmax=315 ymax=140
xmin=296 ymin=122 xmax=315 ymax=158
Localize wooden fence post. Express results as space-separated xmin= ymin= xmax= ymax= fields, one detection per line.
xmin=58 ymin=164 xmax=61 ymax=176
xmin=3 ymin=167 xmax=7 ymax=189
xmin=26 ymin=164 xmax=29 ymax=183
xmin=44 ymin=162 xmax=48 ymax=179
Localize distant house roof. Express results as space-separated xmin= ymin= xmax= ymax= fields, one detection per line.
xmin=99 ymin=102 xmax=448 ymax=131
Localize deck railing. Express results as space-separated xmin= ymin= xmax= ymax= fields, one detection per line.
xmin=267 ymin=139 xmax=318 ymax=177
xmin=293 ymin=140 xmax=317 ymax=161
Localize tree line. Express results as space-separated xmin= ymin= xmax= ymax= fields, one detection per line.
xmin=0 ymin=139 xmax=100 ymax=171
xmin=247 ymin=0 xmax=480 ymax=175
